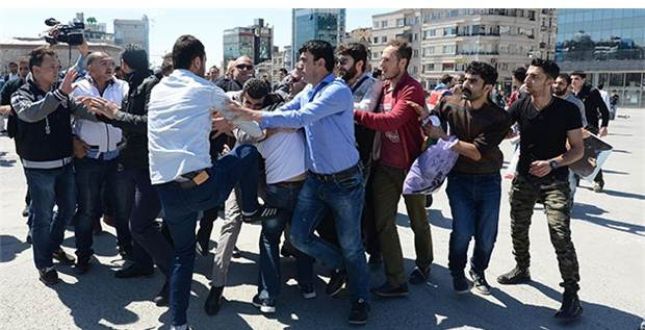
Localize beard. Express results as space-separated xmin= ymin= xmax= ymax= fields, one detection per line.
xmin=339 ymin=66 xmax=358 ymax=82
xmin=553 ymin=88 xmax=567 ymax=96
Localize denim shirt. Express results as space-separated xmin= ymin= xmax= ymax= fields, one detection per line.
xmin=260 ymin=73 xmax=359 ymax=174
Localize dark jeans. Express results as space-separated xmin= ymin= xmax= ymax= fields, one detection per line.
xmin=258 ymin=181 xmax=314 ymax=299
xmin=115 ymin=167 xmax=172 ymax=276
xmin=289 ymin=166 xmax=369 ymax=302
xmin=74 ymin=157 xmax=131 ymax=262
xmin=155 ymin=144 xmax=261 ymax=326
xmin=446 ymin=173 xmax=501 ymax=278
xmin=24 ymin=164 xmax=76 ymax=269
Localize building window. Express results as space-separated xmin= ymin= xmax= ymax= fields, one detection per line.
xmin=381 ymin=20 xmax=388 ymax=28
xmin=442 ymin=63 xmax=455 ymax=71
xmin=373 ymin=37 xmax=379 ymax=44
xmin=423 ymin=46 xmax=435 ymax=56
xmin=413 ymin=49 xmax=419 ymax=58
xmin=381 ymin=36 xmax=387 ymax=43
xmin=424 ymin=63 xmax=435 ymax=72
xmin=443 ymin=27 xmax=457 ymax=36
xmin=443 ymin=45 xmax=455 ymax=54
xmin=396 ymin=18 xmax=405 ymax=27
xmin=413 ymin=33 xmax=418 ymax=41
xmin=413 ymin=66 xmax=418 ymax=74
xmin=373 ymin=21 xmax=379 ymax=29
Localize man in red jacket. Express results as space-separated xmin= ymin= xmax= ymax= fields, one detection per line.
xmin=354 ymin=39 xmax=433 ymax=297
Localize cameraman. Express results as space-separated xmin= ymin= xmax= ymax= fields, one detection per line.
xmin=11 ymin=46 xmax=97 ymax=285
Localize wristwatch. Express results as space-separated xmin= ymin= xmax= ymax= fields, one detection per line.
xmin=549 ymin=160 xmax=559 ymax=170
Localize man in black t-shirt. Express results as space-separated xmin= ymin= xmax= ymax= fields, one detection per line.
xmin=497 ymin=59 xmax=585 ymax=322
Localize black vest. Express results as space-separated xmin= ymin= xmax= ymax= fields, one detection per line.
xmin=14 ymin=81 xmax=73 ymax=162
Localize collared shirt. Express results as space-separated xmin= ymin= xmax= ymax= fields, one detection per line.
xmin=147 ymin=69 xmax=261 ymax=184
xmin=350 ymin=72 xmax=382 ymax=112
xmin=260 ymin=73 xmax=359 ymax=174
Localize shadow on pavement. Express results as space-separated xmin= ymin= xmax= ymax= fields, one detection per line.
xmin=0 ymin=234 xmax=29 ymax=262
xmin=572 ymin=203 xmax=645 ymax=236
xmin=0 ymin=151 xmax=17 ymax=167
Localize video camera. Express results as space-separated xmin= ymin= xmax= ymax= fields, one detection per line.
xmin=44 ymin=18 xmax=85 ymax=46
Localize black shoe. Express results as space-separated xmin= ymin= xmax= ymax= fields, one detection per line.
xmin=204 ymin=286 xmax=223 ymax=316
xmin=252 ymin=294 xmax=276 ymax=314
xmin=22 ymin=205 xmax=29 ymax=217
xmin=114 ymin=263 xmax=154 ymax=278
xmin=453 ymin=276 xmax=471 ymax=294
xmin=52 ymin=248 xmax=75 ymax=265
xmin=555 ymin=288 xmax=583 ymax=321
xmin=118 ymin=245 xmax=133 ymax=260
xmin=300 ymin=283 xmax=317 ymax=299
xmin=232 ymin=246 xmax=241 ymax=258
xmin=242 ymin=205 xmax=278 ymax=223
xmin=348 ymin=298 xmax=370 ymax=325
xmin=326 ymin=269 xmax=347 ymax=297
xmin=75 ymin=260 xmax=91 ymax=275
xmin=593 ymin=181 xmax=604 ymax=193
xmin=408 ymin=266 xmax=430 ymax=285
xmin=371 ymin=282 xmax=409 ymax=298
xmin=39 ymin=267 xmax=60 ymax=286
xmin=469 ymin=269 xmax=491 ymax=295
xmin=497 ymin=266 xmax=531 ymax=285
xmin=26 ymin=232 xmax=32 ymax=245
xmin=280 ymin=243 xmax=297 ymax=258
xmin=93 ymin=221 xmax=103 ymax=235
xmin=425 ymin=195 xmax=433 ymax=208
xmin=153 ymin=281 xmax=170 ymax=307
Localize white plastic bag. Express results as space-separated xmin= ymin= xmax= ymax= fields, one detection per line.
xmin=403 ymin=137 xmax=459 ymax=195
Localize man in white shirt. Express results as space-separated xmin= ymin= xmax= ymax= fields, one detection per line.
xmin=146 ymin=35 xmax=273 ymax=330
xmin=70 ymin=52 xmax=130 ymax=274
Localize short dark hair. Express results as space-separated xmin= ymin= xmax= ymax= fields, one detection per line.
xmin=121 ymin=44 xmax=149 ymax=72
xmin=161 ymin=53 xmax=174 ymax=76
xmin=530 ymin=59 xmax=560 ymax=80
xmin=298 ymin=40 xmax=335 ymax=72
xmin=242 ymin=78 xmax=271 ymax=100
xmin=557 ymin=73 xmax=571 ymax=86
xmin=28 ymin=46 xmax=57 ymax=71
xmin=386 ymin=38 xmax=412 ymax=70
xmin=172 ymin=35 xmax=205 ymax=70
xmin=571 ymin=70 xmax=586 ymax=79
xmin=336 ymin=43 xmax=368 ymax=68
xmin=512 ymin=66 xmax=527 ymax=82
xmin=465 ymin=61 xmax=498 ymax=86
xmin=279 ymin=68 xmax=288 ymax=75
xmin=598 ymin=83 xmax=604 ymax=90
xmin=440 ymin=74 xmax=453 ymax=85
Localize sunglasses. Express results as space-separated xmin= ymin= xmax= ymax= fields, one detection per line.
xmin=236 ymin=64 xmax=254 ymax=70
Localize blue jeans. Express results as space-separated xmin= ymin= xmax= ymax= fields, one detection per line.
xmin=258 ymin=181 xmax=314 ymax=299
xmin=24 ymin=164 xmax=76 ymax=270
xmin=155 ymin=144 xmax=261 ymax=326
xmin=289 ymin=167 xmax=369 ymax=302
xmin=114 ymin=168 xmax=172 ymax=276
xmin=74 ymin=157 xmax=131 ymax=262
xmin=446 ymin=173 xmax=501 ymax=278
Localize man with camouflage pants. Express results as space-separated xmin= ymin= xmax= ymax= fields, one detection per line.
xmin=497 ymin=59 xmax=585 ymax=322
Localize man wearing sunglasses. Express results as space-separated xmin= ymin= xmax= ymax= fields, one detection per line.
xmin=215 ymin=55 xmax=255 ymax=93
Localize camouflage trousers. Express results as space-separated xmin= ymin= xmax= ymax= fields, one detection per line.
xmin=509 ymin=174 xmax=580 ymax=291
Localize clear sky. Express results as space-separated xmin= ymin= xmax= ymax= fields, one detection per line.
xmin=0 ymin=8 xmax=389 ymax=67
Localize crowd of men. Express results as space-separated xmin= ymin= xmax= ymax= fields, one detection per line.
xmin=0 ymin=32 xmax=617 ymax=329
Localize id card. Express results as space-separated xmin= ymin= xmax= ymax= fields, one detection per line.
xmin=192 ymin=171 xmax=210 ymax=186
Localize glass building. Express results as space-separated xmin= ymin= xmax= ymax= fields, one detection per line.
xmin=291 ymin=9 xmax=346 ymax=69
xmin=555 ymin=9 xmax=645 ymax=108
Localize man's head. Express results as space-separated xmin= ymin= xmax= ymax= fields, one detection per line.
xmin=335 ymin=42 xmax=368 ymax=82
xmin=17 ymin=59 xmax=29 ymax=79
xmin=206 ymin=65 xmax=220 ymax=81
xmin=462 ymin=61 xmax=498 ymax=101
xmin=86 ymin=52 xmax=115 ymax=83
xmin=440 ymin=74 xmax=454 ymax=87
xmin=570 ymin=70 xmax=586 ymax=92
xmin=298 ymin=40 xmax=335 ymax=83
xmin=278 ymin=68 xmax=288 ymax=80
xmin=598 ymin=83 xmax=604 ymax=90
xmin=241 ymin=78 xmax=271 ymax=110
xmin=172 ymin=35 xmax=206 ymax=77
xmin=289 ymin=62 xmax=306 ymax=96
xmin=232 ymin=56 xmax=254 ymax=84
xmin=28 ymin=46 xmax=60 ymax=88
xmin=120 ymin=44 xmax=149 ymax=75
xmin=553 ymin=73 xmax=572 ymax=97
xmin=525 ymin=58 xmax=560 ymax=97
xmin=161 ymin=53 xmax=174 ymax=77
xmin=512 ymin=66 xmax=527 ymax=87
xmin=8 ymin=62 xmax=18 ymax=74
xmin=379 ymin=39 xmax=412 ymax=81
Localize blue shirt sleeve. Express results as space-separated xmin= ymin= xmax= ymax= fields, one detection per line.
xmin=260 ymin=82 xmax=352 ymax=129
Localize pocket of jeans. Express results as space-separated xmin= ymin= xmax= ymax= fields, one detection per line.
xmin=336 ymin=175 xmax=362 ymax=190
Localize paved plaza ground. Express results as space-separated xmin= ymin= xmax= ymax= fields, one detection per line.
xmin=0 ymin=108 xmax=643 ymax=330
